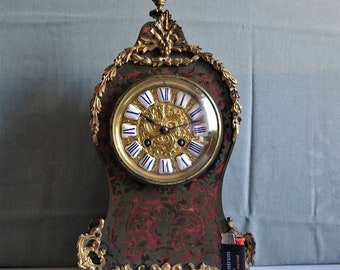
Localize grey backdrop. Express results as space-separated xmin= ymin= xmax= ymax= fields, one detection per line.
xmin=1 ymin=0 xmax=340 ymax=267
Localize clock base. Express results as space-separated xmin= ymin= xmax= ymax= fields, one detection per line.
xmin=77 ymin=217 xmax=255 ymax=270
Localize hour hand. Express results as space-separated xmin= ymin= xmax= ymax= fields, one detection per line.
xmin=140 ymin=113 xmax=162 ymax=127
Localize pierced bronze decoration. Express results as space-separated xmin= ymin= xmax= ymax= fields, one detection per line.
xmin=78 ymin=219 xmax=106 ymax=270
xmin=111 ymin=263 xmax=219 ymax=270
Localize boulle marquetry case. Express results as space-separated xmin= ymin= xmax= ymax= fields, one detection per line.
xmin=77 ymin=1 xmax=255 ymax=269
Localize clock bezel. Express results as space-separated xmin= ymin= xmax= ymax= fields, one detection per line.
xmin=110 ymin=75 xmax=223 ymax=185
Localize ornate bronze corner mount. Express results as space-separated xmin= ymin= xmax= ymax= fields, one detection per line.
xmin=77 ymin=219 xmax=106 ymax=270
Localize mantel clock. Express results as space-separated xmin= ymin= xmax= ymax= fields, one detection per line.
xmin=77 ymin=1 xmax=255 ymax=270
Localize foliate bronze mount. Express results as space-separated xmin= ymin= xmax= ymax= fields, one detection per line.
xmin=89 ymin=0 xmax=241 ymax=146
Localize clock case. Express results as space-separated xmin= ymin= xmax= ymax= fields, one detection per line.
xmin=78 ymin=2 xmax=254 ymax=270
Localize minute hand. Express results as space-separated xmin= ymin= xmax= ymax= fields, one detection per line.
xmin=169 ymin=120 xmax=199 ymax=130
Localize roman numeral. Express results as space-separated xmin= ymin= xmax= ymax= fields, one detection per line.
xmin=125 ymin=141 xmax=142 ymax=158
xmin=193 ymin=124 xmax=208 ymax=137
xmin=157 ymin=87 xmax=171 ymax=102
xmin=175 ymin=91 xmax=191 ymax=109
xmin=158 ymin=158 xmax=173 ymax=174
xmin=176 ymin=154 xmax=192 ymax=170
xmin=188 ymin=103 xmax=203 ymax=120
xmin=139 ymin=154 xmax=155 ymax=171
xmin=187 ymin=141 xmax=204 ymax=157
xmin=121 ymin=123 xmax=137 ymax=138
xmin=124 ymin=104 xmax=141 ymax=120
xmin=138 ymin=90 xmax=155 ymax=108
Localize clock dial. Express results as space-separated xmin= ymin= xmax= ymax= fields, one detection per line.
xmin=110 ymin=75 xmax=223 ymax=185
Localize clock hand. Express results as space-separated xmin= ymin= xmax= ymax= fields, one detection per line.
xmin=140 ymin=114 xmax=198 ymax=134
xmin=169 ymin=120 xmax=199 ymax=130
xmin=140 ymin=113 xmax=162 ymax=127
xmin=140 ymin=113 xmax=171 ymax=135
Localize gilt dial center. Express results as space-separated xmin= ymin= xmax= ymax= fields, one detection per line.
xmin=160 ymin=126 xmax=169 ymax=135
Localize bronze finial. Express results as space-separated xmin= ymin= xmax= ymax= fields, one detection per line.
xmin=152 ymin=0 xmax=166 ymax=11
xmin=150 ymin=0 xmax=167 ymax=18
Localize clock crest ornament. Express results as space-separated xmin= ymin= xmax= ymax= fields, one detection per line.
xmin=78 ymin=1 xmax=255 ymax=270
